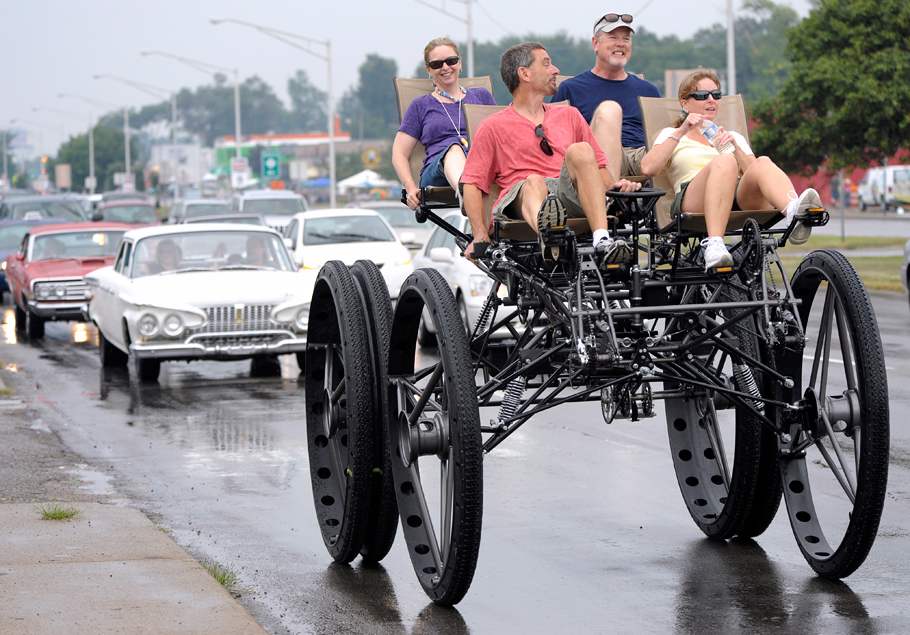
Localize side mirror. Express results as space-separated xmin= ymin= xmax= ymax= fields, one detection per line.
xmin=399 ymin=231 xmax=416 ymax=245
xmin=429 ymin=247 xmax=454 ymax=264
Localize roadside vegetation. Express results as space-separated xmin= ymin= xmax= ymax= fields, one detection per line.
xmin=201 ymin=559 xmax=240 ymax=595
xmin=38 ymin=504 xmax=80 ymax=521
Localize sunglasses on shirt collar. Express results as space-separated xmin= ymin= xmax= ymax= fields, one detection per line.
xmin=687 ymin=90 xmax=723 ymax=101
xmin=535 ymin=124 xmax=554 ymax=156
xmin=593 ymin=13 xmax=633 ymax=32
xmin=427 ymin=56 xmax=460 ymax=70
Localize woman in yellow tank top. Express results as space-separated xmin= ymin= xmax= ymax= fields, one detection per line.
xmin=640 ymin=70 xmax=818 ymax=270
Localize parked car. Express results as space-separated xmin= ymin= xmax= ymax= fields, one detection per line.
xmin=412 ymin=212 xmax=509 ymax=344
xmin=0 ymin=219 xmax=58 ymax=296
xmin=284 ymin=209 xmax=413 ymax=299
xmin=169 ymin=199 xmax=231 ymax=223
xmin=352 ymin=200 xmax=441 ymax=252
xmin=0 ymin=194 xmax=87 ymax=222
xmin=5 ymin=222 xmax=131 ymax=338
xmin=184 ymin=213 xmax=265 ymax=226
xmin=235 ymin=189 xmax=308 ymax=233
xmin=858 ymin=166 xmax=910 ymax=211
xmin=96 ymin=199 xmax=158 ymax=225
xmin=85 ymin=224 xmax=314 ymax=382
xmin=101 ymin=190 xmax=154 ymax=204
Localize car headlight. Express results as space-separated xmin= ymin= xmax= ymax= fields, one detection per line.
xmin=138 ymin=313 xmax=159 ymax=337
xmin=468 ymin=275 xmax=493 ymax=298
xmin=35 ymin=284 xmax=51 ymax=299
xmin=395 ymin=256 xmax=412 ymax=266
xmin=53 ymin=285 xmax=66 ymax=298
xmin=1 ymin=261 xmax=6 ymax=271
xmin=163 ymin=313 xmax=183 ymax=337
xmin=295 ymin=305 xmax=310 ymax=330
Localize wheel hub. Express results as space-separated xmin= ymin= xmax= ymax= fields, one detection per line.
xmin=398 ymin=411 xmax=449 ymax=466
xmin=825 ymin=389 xmax=861 ymax=433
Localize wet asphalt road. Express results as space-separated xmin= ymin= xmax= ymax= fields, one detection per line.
xmin=2 ymin=292 xmax=910 ymax=634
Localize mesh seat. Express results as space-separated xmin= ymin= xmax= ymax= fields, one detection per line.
xmin=639 ymin=95 xmax=782 ymax=233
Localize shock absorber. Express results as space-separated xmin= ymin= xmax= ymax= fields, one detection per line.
xmin=496 ymin=375 xmax=527 ymax=426
xmin=472 ymin=287 xmax=497 ymax=336
xmin=733 ymin=364 xmax=764 ymax=413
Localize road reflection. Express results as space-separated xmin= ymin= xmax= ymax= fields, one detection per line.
xmin=2 ymin=308 xmax=17 ymax=344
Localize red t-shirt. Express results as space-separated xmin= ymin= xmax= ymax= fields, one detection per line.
xmin=461 ymin=104 xmax=608 ymax=208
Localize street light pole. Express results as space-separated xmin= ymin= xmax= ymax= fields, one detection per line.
xmin=2 ymin=128 xmax=9 ymax=190
xmin=140 ymin=50 xmax=242 ymax=159
xmin=726 ymin=0 xmax=736 ymax=94
xmin=415 ymin=0 xmax=474 ymax=76
xmin=210 ymin=18 xmax=336 ymax=205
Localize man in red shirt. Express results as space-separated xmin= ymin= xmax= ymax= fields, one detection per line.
xmin=461 ymin=42 xmax=639 ymax=264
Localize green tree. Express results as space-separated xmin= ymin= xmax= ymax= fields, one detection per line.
xmin=287 ymin=69 xmax=327 ymax=131
xmin=338 ymin=54 xmax=399 ymax=139
xmin=55 ymin=126 xmax=138 ymax=191
xmin=752 ymin=0 xmax=910 ymax=171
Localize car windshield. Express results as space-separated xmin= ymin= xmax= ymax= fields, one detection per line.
xmin=186 ymin=216 xmax=263 ymax=225
xmin=31 ymin=230 xmax=125 ymax=261
xmin=184 ymin=203 xmax=230 ymax=218
xmin=10 ymin=200 xmax=85 ymax=221
xmin=102 ymin=205 xmax=157 ymax=224
xmin=131 ymin=230 xmax=293 ymax=278
xmin=303 ymin=216 xmax=395 ymax=245
xmin=366 ymin=205 xmax=422 ymax=228
xmin=243 ymin=198 xmax=305 ymax=216
xmin=0 ymin=224 xmax=33 ymax=251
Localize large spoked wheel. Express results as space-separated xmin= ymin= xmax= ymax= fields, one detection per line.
xmin=387 ymin=269 xmax=482 ymax=606
xmin=350 ymin=260 xmax=399 ymax=563
xmin=665 ymin=284 xmax=780 ymax=540
xmin=305 ymin=261 xmax=376 ymax=563
xmin=778 ymin=249 xmax=889 ymax=578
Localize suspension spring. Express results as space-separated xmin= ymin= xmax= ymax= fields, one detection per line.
xmin=497 ymin=375 xmax=527 ymax=425
xmin=733 ymin=363 xmax=764 ymax=412
xmin=473 ymin=288 xmax=497 ymax=335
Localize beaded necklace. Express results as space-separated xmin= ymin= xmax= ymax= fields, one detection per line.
xmin=434 ymin=85 xmax=469 ymax=149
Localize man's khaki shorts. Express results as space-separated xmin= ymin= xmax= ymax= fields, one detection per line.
xmin=493 ymin=161 xmax=584 ymax=222
xmin=621 ymin=146 xmax=647 ymax=177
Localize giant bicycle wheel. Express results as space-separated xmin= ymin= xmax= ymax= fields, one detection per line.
xmin=665 ymin=283 xmax=779 ymax=540
xmin=305 ymin=261 xmax=375 ymax=563
xmin=386 ymin=269 xmax=482 ymax=606
xmin=777 ymin=250 xmax=888 ymax=578
xmin=350 ymin=260 xmax=399 ymax=563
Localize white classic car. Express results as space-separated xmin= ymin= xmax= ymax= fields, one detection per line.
xmin=86 ymin=224 xmax=315 ymax=382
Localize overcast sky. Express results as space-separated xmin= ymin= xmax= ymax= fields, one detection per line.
xmin=2 ymin=0 xmax=812 ymax=155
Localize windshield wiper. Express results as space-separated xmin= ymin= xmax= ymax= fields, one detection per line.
xmin=217 ymin=265 xmax=271 ymax=271
xmin=161 ymin=266 xmax=217 ymax=275
xmin=327 ymin=232 xmax=385 ymax=241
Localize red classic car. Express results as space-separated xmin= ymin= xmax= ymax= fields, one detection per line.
xmin=5 ymin=222 xmax=132 ymax=338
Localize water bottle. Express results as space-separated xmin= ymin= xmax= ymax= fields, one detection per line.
xmin=701 ymin=120 xmax=735 ymax=154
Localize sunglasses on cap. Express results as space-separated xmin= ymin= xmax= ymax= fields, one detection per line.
xmin=594 ymin=13 xmax=633 ymax=32
xmin=535 ymin=124 xmax=554 ymax=156
xmin=687 ymin=90 xmax=723 ymax=101
xmin=427 ymin=56 xmax=460 ymax=70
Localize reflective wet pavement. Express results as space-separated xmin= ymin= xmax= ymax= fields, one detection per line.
xmin=3 ymin=298 xmax=910 ymax=634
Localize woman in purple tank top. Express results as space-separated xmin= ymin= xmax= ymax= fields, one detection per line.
xmin=393 ymin=37 xmax=496 ymax=209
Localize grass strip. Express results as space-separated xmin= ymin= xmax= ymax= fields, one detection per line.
xmin=38 ymin=504 xmax=80 ymax=521
xmin=202 ymin=559 xmax=239 ymax=593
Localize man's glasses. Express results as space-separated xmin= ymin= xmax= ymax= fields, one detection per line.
xmin=594 ymin=13 xmax=633 ymax=32
xmin=427 ymin=56 xmax=460 ymax=70
xmin=687 ymin=90 xmax=723 ymax=101
xmin=535 ymin=124 xmax=554 ymax=156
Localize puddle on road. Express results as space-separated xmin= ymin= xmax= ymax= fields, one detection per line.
xmin=69 ymin=463 xmax=117 ymax=497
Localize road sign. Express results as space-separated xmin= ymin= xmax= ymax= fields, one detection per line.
xmin=84 ymin=176 xmax=97 ymax=192
xmin=361 ymin=147 xmax=382 ymax=170
xmin=231 ymin=157 xmax=251 ymax=189
xmin=55 ymin=164 xmax=72 ymax=190
xmin=261 ymin=152 xmax=281 ymax=179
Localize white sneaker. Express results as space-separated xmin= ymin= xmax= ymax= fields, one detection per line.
xmin=784 ymin=188 xmax=821 ymax=245
xmin=701 ymin=236 xmax=733 ymax=272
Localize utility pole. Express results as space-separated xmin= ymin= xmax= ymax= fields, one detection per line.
xmin=415 ymin=0 xmax=474 ymax=76
xmin=1 ymin=128 xmax=8 ymax=190
xmin=726 ymin=0 xmax=736 ymax=94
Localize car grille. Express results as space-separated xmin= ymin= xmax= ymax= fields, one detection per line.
xmin=33 ymin=278 xmax=89 ymax=300
xmin=191 ymin=304 xmax=275 ymax=333
xmin=188 ymin=333 xmax=286 ymax=348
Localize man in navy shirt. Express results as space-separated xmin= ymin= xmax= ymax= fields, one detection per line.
xmin=553 ymin=12 xmax=660 ymax=180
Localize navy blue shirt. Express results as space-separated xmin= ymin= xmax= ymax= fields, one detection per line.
xmin=553 ymin=71 xmax=660 ymax=148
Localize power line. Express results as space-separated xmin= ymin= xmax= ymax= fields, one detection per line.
xmin=476 ymin=1 xmax=510 ymax=35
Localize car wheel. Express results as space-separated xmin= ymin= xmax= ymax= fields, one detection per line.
xmin=135 ymin=357 xmax=161 ymax=383
xmin=457 ymin=294 xmax=472 ymax=337
xmin=250 ymin=354 xmax=282 ymax=377
xmin=417 ymin=311 xmax=437 ymax=348
xmin=14 ymin=302 xmax=26 ymax=334
xmin=100 ymin=331 xmax=129 ymax=368
xmin=26 ymin=311 xmax=45 ymax=340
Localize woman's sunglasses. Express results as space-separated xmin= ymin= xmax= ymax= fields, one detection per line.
xmin=594 ymin=13 xmax=634 ymax=31
xmin=687 ymin=90 xmax=723 ymax=101
xmin=427 ymin=56 xmax=460 ymax=70
xmin=535 ymin=124 xmax=554 ymax=156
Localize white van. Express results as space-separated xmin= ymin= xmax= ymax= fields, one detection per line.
xmin=858 ymin=166 xmax=910 ymax=211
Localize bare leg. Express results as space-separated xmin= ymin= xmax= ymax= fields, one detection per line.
xmin=680 ymin=154 xmax=738 ymax=237
xmin=590 ymin=101 xmax=623 ymax=182
xmin=563 ymin=142 xmax=608 ymax=233
xmin=442 ymin=144 xmax=467 ymax=192
xmin=735 ymin=155 xmax=797 ymax=210
xmin=517 ymin=175 xmax=550 ymax=231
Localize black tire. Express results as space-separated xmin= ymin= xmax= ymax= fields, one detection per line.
xmin=14 ymin=301 xmax=26 ymax=333
xmin=386 ymin=268 xmax=482 ymax=606
xmin=250 ymin=354 xmax=281 ymax=377
xmin=99 ymin=330 xmax=128 ymax=368
xmin=665 ymin=284 xmax=779 ymax=540
xmin=304 ymin=261 xmax=375 ymax=563
xmin=777 ymin=250 xmax=889 ymax=578
xmin=296 ymin=351 xmax=306 ymax=374
xmin=135 ymin=357 xmax=161 ymax=383
xmin=26 ymin=310 xmax=45 ymax=339
xmin=350 ymin=260 xmax=399 ymax=563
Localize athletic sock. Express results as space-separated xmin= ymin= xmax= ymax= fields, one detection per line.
xmin=593 ymin=228 xmax=610 ymax=244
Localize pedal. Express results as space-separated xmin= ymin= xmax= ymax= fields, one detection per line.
xmin=708 ymin=264 xmax=734 ymax=276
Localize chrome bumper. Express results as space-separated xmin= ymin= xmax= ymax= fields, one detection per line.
xmin=130 ymin=329 xmax=307 ymax=360
xmin=27 ymin=300 xmax=88 ymax=321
